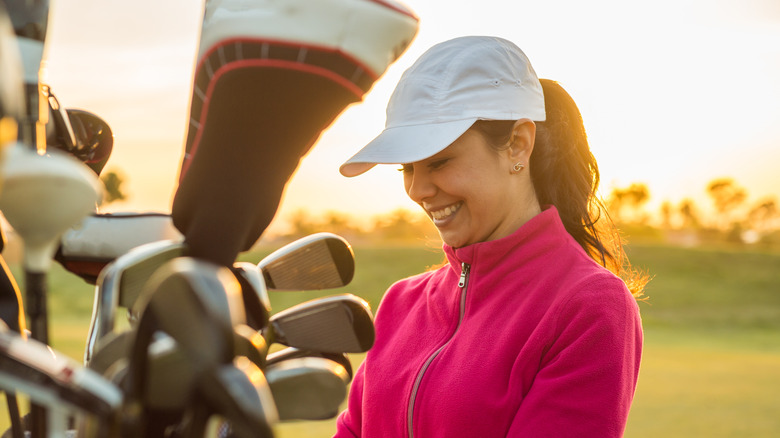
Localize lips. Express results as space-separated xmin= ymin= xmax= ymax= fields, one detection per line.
xmin=428 ymin=201 xmax=463 ymax=222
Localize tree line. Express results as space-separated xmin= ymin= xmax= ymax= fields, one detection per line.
xmin=282 ymin=177 xmax=779 ymax=248
xmin=100 ymin=168 xmax=778 ymax=248
xmin=606 ymin=177 xmax=778 ymax=247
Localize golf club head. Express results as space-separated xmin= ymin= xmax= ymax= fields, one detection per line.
xmin=122 ymin=257 xmax=246 ymax=403
xmin=88 ymin=329 xmax=196 ymax=412
xmin=85 ymin=240 xmax=185 ymax=363
xmin=89 ymin=328 xmax=262 ymax=415
xmin=141 ymin=334 xmax=199 ymax=412
xmin=267 ymin=347 xmax=353 ymax=383
xmin=131 ymin=257 xmax=246 ymax=368
xmin=114 ymin=240 xmax=187 ymax=310
xmin=265 ymin=356 xmax=350 ymax=421
xmin=196 ymin=360 xmax=277 ymax=438
xmin=266 ymin=294 xmax=374 ymax=353
xmin=0 ymin=144 xmax=102 ymax=272
xmin=59 ymin=108 xmax=113 ymax=175
xmin=257 ymin=232 xmax=354 ymax=290
xmin=232 ymin=261 xmax=270 ymax=330
xmin=95 ymin=330 xmax=204 ymax=410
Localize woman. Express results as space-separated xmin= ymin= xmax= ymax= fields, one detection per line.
xmin=336 ymin=36 xmax=646 ymax=437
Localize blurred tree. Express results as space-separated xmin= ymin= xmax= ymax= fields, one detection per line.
xmin=660 ymin=201 xmax=673 ymax=229
xmin=706 ymin=178 xmax=747 ymax=230
xmin=679 ymin=198 xmax=701 ymax=229
xmin=285 ymin=209 xmax=361 ymax=239
xmin=100 ymin=169 xmax=127 ymax=205
xmin=372 ymin=208 xmax=438 ymax=243
xmin=608 ymin=183 xmax=650 ymax=224
xmin=746 ymin=198 xmax=778 ymax=235
xmin=287 ymin=209 xmax=319 ymax=237
xmin=322 ymin=211 xmax=360 ymax=236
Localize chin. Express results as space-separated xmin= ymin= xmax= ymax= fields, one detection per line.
xmin=440 ymin=234 xmax=465 ymax=248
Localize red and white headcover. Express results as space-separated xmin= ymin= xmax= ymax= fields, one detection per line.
xmin=198 ymin=0 xmax=419 ymax=79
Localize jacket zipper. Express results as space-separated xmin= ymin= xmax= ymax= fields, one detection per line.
xmin=407 ymin=262 xmax=471 ymax=438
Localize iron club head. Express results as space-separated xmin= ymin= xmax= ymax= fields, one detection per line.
xmin=264 ymin=294 xmax=374 ymax=354
xmin=195 ymin=360 xmax=278 ymax=438
xmin=264 ymin=356 xmax=350 ymax=421
xmin=257 ymin=232 xmax=354 ymax=290
xmin=266 ymin=347 xmax=353 ymax=383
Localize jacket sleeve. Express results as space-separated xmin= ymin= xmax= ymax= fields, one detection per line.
xmin=507 ymin=278 xmax=643 ymax=437
xmin=333 ymin=359 xmax=366 ymax=437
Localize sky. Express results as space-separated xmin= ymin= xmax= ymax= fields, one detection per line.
xmin=41 ymin=0 xmax=780 ymax=235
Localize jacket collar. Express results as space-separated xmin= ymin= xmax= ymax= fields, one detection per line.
xmin=442 ymin=206 xmax=570 ymax=273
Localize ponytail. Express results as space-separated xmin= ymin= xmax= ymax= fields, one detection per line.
xmin=472 ymin=80 xmax=647 ymax=298
xmin=532 ymin=79 xmax=647 ymax=298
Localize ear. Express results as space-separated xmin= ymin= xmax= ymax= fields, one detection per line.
xmin=507 ymin=119 xmax=536 ymax=163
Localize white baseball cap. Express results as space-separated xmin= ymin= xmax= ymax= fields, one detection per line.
xmin=340 ymin=35 xmax=546 ymax=177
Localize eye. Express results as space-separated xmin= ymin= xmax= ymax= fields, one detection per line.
xmin=429 ymin=159 xmax=449 ymax=170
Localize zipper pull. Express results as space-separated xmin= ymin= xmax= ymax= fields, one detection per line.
xmin=458 ymin=262 xmax=469 ymax=288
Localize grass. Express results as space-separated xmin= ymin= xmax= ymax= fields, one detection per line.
xmin=622 ymin=243 xmax=780 ymax=437
xmin=625 ymin=243 xmax=780 ymax=329
xmin=2 ymin=242 xmax=779 ymax=436
xmin=625 ymin=327 xmax=780 ymax=437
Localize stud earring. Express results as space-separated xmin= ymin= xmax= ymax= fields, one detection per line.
xmin=512 ymin=162 xmax=525 ymax=172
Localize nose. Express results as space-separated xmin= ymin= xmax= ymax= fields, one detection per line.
xmin=404 ymin=166 xmax=435 ymax=203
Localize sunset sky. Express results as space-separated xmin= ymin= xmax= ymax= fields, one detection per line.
xmin=42 ymin=0 xmax=780 ymax=235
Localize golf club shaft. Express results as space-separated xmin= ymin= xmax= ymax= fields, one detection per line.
xmin=30 ymin=404 xmax=46 ymax=438
xmin=6 ymin=392 xmax=24 ymax=438
xmin=24 ymin=271 xmax=49 ymax=438
xmin=24 ymin=271 xmax=48 ymax=344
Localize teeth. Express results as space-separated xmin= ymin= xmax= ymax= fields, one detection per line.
xmin=430 ymin=202 xmax=461 ymax=220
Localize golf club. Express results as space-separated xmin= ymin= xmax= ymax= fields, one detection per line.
xmin=88 ymin=326 xmax=269 ymax=413
xmin=0 ymin=144 xmax=101 ymax=438
xmin=258 ymin=232 xmax=355 ymax=290
xmin=192 ymin=359 xmax=277 ymax=438
xmin=123 ymin=257 xmax=245 ymax=411
xmin=231 ymin=262 xmax=270 ymax=330
xmin=266 ymin=346 xmax=353 ymax=383
xmin=265 ymin=356 xmax=350 ymax=421
xmin=0 ymin=144 xmax=101 ymax=344
xmin=263 ymin=294 xmax=375 ymax=354
xmin=84 ymin=240 xmax=185 ymax=364
xmin=87 ymin=330 xmax=193 ymax=412
xmin=131 ymin=257 xmax=247 ymax=350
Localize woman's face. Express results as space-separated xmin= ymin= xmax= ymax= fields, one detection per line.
xmin=402 ymin=126 xmax=536 ymax=248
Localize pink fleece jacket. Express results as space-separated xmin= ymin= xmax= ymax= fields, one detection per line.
xmin=334 ymin=207 xmax=643 ymax=437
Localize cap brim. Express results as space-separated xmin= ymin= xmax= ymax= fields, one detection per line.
xmin=339 ymin=118 xmax=477 ymax=177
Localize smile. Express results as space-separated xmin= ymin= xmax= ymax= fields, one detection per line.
xmin=429 ymin=202 xmax=462 ymax=221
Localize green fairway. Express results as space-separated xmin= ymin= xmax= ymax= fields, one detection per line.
xmin=2 ymin=242 xmax=778 ymax=437
xmin=626 ymin=327 xmax=780 ymax=437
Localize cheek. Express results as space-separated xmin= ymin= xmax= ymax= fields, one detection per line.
xmin=464 ymin=181 xmax=504 ymax=216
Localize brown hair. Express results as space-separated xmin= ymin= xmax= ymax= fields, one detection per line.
xmin=473 ymin=79 xmax=647 ymax=298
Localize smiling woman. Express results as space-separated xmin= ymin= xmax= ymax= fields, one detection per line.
xmin=333 ymin=35 xmax=645 ymax=438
